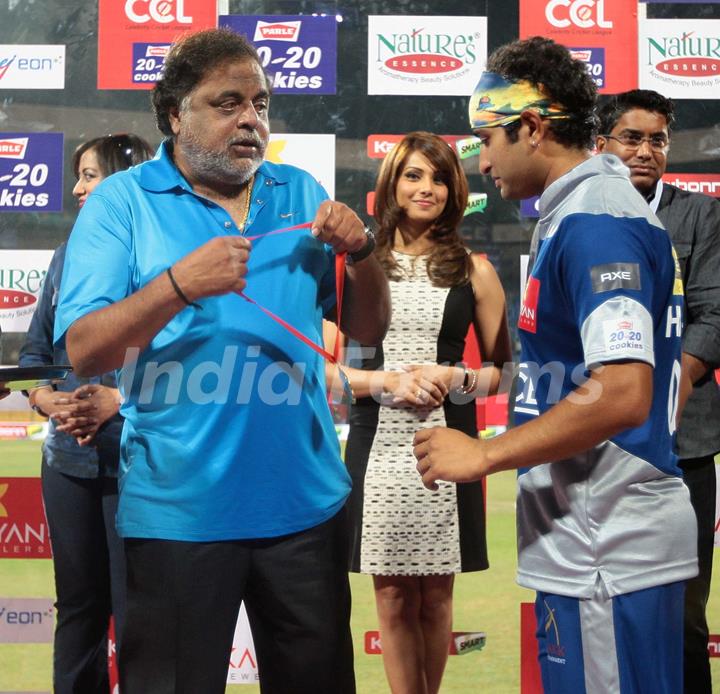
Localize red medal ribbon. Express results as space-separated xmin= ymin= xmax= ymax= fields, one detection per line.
xmin=239 ymin=221 xmax=346 ymax=365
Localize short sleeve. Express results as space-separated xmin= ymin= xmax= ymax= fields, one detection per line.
xmin=553 ymin=213 xmax=668 ymax=369
xmin=54 ymin=189 xmax=133 ymax=347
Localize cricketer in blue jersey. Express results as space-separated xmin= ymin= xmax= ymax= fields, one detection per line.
xmin=414 ymin=38 xmax=697 ymax=694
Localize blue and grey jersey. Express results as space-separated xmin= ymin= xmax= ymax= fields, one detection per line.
xmin=514 ymin=154 xmax=697 ymax=599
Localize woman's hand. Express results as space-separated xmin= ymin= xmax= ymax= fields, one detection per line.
xmin=52 ymin=384 xmax=121 ymax=446
xmin=383 ymin=365 xmax=463 ymax=408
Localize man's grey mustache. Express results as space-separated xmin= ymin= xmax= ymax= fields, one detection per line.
xmin=229 ymin=137 xmax=264 ymax=148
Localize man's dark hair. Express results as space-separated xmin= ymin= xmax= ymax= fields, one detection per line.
xmin=486 ymin=37 xmax=598 ymax=149
xmin=596 ymin=89 xmax=675 ymax=136
xmin=152 ymin=28 xmax=264 ymax=138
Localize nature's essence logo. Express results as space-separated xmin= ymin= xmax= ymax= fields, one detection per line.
xmin=646 ymin=30 xmax=720 ymax=77
xmin=376 ymin=26 xmax=478 ymax=75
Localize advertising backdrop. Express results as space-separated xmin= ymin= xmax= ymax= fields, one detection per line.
xmin=519 ymin=0 xmax=639 ymax=93
xmin=97 ymin=0 xmax=217 ymax=89
xmin=367 ymin=15 xmax=487 ymax=95
xmin=639 ymin=18 xmax=720 ymax=98
xmin=220 ymin=14 xmax=337 ymax=94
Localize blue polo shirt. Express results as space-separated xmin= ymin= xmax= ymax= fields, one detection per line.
xmin=55 ymin=142 xmax=350 ymax=541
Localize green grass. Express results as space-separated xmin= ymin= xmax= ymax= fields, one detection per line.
xmin=1 ymin=440 xmax=718 ymax=693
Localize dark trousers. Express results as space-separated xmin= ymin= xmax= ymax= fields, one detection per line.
xmin=42 ymin=460 xmax=126 ymax=694
xmin=680 ymin=456 xmax=716 ymax=694
xmin=119 ymin=509 xmax=355 ymax=694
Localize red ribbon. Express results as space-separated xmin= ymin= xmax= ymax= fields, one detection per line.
xmin=239 ymin=221 xmax=346 ymax=364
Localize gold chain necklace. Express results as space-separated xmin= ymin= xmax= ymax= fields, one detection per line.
xmin=239 ymin=175 xmax=254 ymax=231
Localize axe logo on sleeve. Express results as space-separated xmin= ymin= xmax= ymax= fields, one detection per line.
xmin=590 ymin=262 xmax=641 ymax=293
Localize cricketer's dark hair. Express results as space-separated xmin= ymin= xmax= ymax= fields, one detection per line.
xmin=373 ymin=131 xmax=470 ymax=288
xmin=486 ymin=37 xmax=598 ymax=149
xmin=72 ymin=133 xmax=154 ymax=178
xmin=152 ymin=28 xmax=265 ymax=137
xmin=596 ymin=89 xmax=675 ymax=136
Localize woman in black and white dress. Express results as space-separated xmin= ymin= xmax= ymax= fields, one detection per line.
xmin=334 ymin=131 xmax=511 ymax=694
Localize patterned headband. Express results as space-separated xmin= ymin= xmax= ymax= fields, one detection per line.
xmin=468 ymin=71 xmax=571 ymax=130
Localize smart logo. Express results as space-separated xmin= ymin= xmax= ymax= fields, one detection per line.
xmin=0 ymin=45 xmax=65 ymax=89
xmin=464 ymin=193 xmax=488 ymax=217
xmin=545 ymin=0 xmax=612 ymax=29
xmin=124 ymin=0 xmax=192 ymax=24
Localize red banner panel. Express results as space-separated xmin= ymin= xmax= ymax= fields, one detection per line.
xmin=97 ymin=0 xmax=217 ymax=90
xmin=0 ymin=477 xmax=50 ymax=558
xmin=662 ymin=173 xmax=720 ymax=198
xmin=519 ymin=0 xmax=638 ymax=94
xmin=521 ymin=602 xmax=542 ymax=694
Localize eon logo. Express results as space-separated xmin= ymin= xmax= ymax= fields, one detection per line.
xmin=600 ymin=271 xmax=632 ymax=282
xmin=254 ymin=20 xmax=301 ymax=43
xmin=0 ymin=138 xmax=28 ymax=159
xmin=124 ymin=0 xmax=192 ymax=24
xmin=545 ymin=0 xmax=612 ymax=29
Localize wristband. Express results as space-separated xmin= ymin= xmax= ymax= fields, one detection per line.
xmin=348 ymin=227 xmax=376 ymax=264
xmin=167 ymin=267 xmax=202 ymax=310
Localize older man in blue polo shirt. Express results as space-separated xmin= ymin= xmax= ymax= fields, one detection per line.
xmin=55 ymin=28 xmax=390 ymax=694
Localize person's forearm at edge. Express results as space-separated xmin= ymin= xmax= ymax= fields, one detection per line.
xmin=338 ymin=254 xmax=391 ymax=346
xmin=67 ymin=270 xmax=189 ymax=377
xmin=465 ymin=362 xmax=652 ymax=478
xmin=480 ymin=362 xmax=650 ymax=474
xmin=327 ymin=362 xmax=506 ymax=401
xmin=677 ymin=352 xmax=709 ymax=424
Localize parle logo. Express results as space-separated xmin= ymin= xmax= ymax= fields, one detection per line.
xmin=0 ymin=137 xmax=28 ymax=159
xmin=254 ymin=20 xmax=301 ymax=42
xmin=144 ymin=45 xmax=170 ymax=58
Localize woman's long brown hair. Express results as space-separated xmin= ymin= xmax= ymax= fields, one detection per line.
xmin=373 ymin=131 xmax=470 ymax=287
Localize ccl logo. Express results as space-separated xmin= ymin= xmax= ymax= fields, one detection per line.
xmin=545 ymin=0 xmax=612 ymax=29
xmin=125 ymin=0 xmax=192 ymax=24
